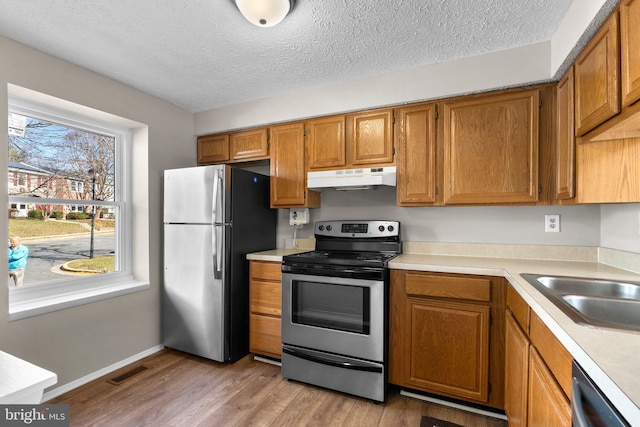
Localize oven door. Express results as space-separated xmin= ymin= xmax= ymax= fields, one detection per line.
xmin=282 ymin=272 xmax=385 ymax=362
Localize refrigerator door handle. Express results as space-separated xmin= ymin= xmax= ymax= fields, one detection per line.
xmin=212 ymin=169 xmax=223 ymax=279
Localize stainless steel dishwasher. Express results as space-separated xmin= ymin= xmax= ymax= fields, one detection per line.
xmin=572 ymin=361 xmax=630 ymax=427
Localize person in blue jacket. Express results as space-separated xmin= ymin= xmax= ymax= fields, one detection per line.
xmin=8 ymin=236 xmax=28 ymax=286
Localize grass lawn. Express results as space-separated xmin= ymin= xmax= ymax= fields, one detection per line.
xmin=9 ymin=218 xmax=114 ymax=238
xmin=64 ymin=255 xmax=115 ymax=273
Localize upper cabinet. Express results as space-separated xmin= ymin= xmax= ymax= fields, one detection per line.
xmin=395 ymin=103 xmax=438 ymax=206
xmin=621 ymin=0 xmax=640 ymax=107
xmin=197 ymin=134 xmax=230 ymax=164
xmin=442 ymin=90 xmax=540 ymax=205
xmin=346 ymin=108 xmax=395 ymax=167
xmin=306 ymin=115 xmax=346 ymax=170
xmin=197 ymin=127 xmax=269 ymax=165
xmin=270 ymin=122 xmax=321 ymax=208
xmin=574 ymin=11 xmax=620 ymax=136
xmin=306 ymin=108 xmax=395 ymax=172
xmin=556 ymin=67 xmax=576 ymax=200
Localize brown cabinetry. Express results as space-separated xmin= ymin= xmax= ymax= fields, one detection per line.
xmin=556 ymin=67 xmax=576 ymax=200
xmin=442 ymin=90 xmax=540 ymax=205
xmin=306 ymin=115 xmax=346 ymax=170
xmin=621 ymin=0 xmax=640 ymax=107
xmin=249 ymin=260 xmax=283 ymax=359
xmin=574 ymin=11 xmax=620 ymax=136
xmin=395 ymin=103 xmax=438 ymax=205
xmin=270 ymin=122 xmax=321 ymax=208
xmin=389 ymin=270 xmax=506 ymax=408
xmin=197 ymin=134 xmax=230 ymax=164
xmin=504 ymin=286 xmax=572 ymax=427
xmin=306 ymin=108 xmax=395 ymax=172
xmin=197 ymin=128 xmax=269 ymax=165
xmin=346 ymin=108 xmax=395 ymax=167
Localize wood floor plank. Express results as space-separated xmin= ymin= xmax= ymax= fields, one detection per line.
xmin=48 ymin=349 xmax=508 ymax=427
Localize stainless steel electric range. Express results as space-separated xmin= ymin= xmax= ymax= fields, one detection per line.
xmin=281 ymin=220 xmax=401 ymax=402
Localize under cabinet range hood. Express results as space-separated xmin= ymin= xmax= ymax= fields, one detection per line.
xmin=307 ymin=166 xmax=397 ymax=190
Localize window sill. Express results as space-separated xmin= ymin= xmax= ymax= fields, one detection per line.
xmin=8 ymin=277 xmax=150 ymax=321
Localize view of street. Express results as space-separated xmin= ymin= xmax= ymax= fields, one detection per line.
xmin=18 ymin=233 xmax=115 ymax=285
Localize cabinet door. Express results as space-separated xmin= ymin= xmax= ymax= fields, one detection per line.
xmin=396 ymin=103 xmax=437 ymax=205
xmin=306 ymin=115 xmax=346 ymax=170
xmin=505 ymin=311 xmax=530 ymax=427
xmin=404 ymin=298 xmax=490 ymax=403
xmin=347 ymin=108 xmax=394 ymax=166
xmin=575 ymin=11 xmax=620 ymax=136
xmin=443 ymin=90 xmax=539 ymax=204
xmin=197 ymin=134 xmax=229 ymax=165
xmin=250 ymin=314 xmax=282 ymax=359
xmin=229 ymin=128 xmax=269 ymax=161
xmin=527 ymin=348 xmax=571 ymax=427
xmin=621 ymin=0 xmax=640 ymax=107
xmin=270 ymin=123 xmax=320 ymax=208
xmin=556 ymin=67 xmax=576 ymax=200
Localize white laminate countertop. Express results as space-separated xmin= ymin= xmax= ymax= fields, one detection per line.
xmin=246 ymin=248 xmax=312 ymax=262
xmin=0 ymin=350 xmax=57 ymax=404
xmin=390 ymin=254 xmax=640 ymax=425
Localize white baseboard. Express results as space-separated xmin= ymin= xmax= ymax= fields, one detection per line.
xmin=42 ymin=345 xmax=164 ymax=402
xmin=400 ymin=390 xmax=508 ymax=421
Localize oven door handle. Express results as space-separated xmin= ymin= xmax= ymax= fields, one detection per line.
xmin=282 ymin=346 xmax=382 ymax=373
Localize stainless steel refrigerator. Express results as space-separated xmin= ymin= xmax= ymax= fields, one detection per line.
xmin=163 ymin=165 xmax=276 ymax=363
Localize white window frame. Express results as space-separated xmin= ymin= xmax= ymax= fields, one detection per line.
xmin=7 ymin=97 xmax=148 ymax=320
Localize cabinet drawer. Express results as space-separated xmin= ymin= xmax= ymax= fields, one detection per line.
xmin=250 ymin=261 xmax=282 ymax=281
xmin=250 ymin=280 xmax=281 ymax=316
xmin=507 ymin=285 xmax=530 ymax=332
xmin=250 ymin=314 xmax=282 ymax=358
xmin=405 ymin=273 xmax=491 ymax=302
xmin=529 ymin=312 xmax=573 ymax=397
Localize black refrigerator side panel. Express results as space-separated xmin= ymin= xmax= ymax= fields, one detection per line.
xmin=227 ymin=168 xmax=277 ymax=362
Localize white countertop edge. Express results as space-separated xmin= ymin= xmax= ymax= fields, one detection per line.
xmin=246 ymin=248 xmax=312 ymax=262
xmin=0 ymin=350 xmax=57 ymax=404
xmin=389 ymin=254 xmax=640 ymax=423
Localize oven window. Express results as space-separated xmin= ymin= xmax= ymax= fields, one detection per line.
xmin=291 ymin=280 xmax=370 ymax=334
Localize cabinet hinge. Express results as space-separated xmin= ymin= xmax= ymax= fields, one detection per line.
xmin=538 ymin=184 xmax=542 ymax=194
xmin=392 ymin=113 xmax=396 ymax=125
xmin=488 ymin=382 xmax=492 ymax=396
xmin=266 ymin=141 xmax=270 ymax=151
xmin=435 ymin=110 xmax=439 ymax=120
xmin=435 ymin=186 xmax=439 ymax=196
xmin=489 ymin=313 xmax=493 ymax=326
xmin=539 ymin=99 xmax=543 ymax=108
xmin=392 ymin=147 xmax=396 ymax=156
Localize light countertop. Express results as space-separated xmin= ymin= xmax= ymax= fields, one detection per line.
xmin=246 ymin=248 xmax=312 ymax=262
xmin=0 ymin=350 xmax=57 ymax=404
xmin=390 ymin=253 xmax=640 ymax=424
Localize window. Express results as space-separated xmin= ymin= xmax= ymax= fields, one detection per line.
xmin=7 ymin=95 xmax=148 ymax=320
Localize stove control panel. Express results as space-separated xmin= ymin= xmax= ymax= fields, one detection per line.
xmin=315 ymin=220 xmax=400 ymax=238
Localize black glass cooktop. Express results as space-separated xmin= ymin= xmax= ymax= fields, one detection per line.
xmin=282 ymin=250 xmax=398 ymax=268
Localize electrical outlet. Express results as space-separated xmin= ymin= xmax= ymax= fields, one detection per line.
xmin=545 ymin=214 xmax=560 ymax=233
xmin=289 ymin=208 xmax=309 ymax=225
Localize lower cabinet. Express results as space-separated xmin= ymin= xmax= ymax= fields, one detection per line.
xmin=249 ymin=260 xmax=282 ymax=359
xmin=389 ymin=270 xmax=506 ymax=409
xmin=504 ymin=286 xmax=572 ymax=427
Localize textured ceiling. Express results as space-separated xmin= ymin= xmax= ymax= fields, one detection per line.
xmin=0 ymin=0 xmax=575 ymax=113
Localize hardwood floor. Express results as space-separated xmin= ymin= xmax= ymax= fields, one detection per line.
xmin=48 ymin=349 xmax=508 ymax=427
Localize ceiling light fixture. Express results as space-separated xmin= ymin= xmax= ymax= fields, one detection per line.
xmin=234 ymin=0 xmax=295 ymax=27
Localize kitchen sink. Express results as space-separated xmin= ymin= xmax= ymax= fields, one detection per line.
xmin=520 ymin=273 xmax=640 ymax=332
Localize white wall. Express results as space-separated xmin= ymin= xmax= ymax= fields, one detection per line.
xmin=601 ymin=204 xmax=640 ymax=253
xmin=0 ymin=35 xmax=195 ymax=389
xmin=276 ymin=188 xmax=602 ymax=248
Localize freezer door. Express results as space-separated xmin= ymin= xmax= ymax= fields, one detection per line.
xmin=163 ymin=223 xmax=226 ymax=361
xmin=163 ymin=165 xmax=225 ymax=224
